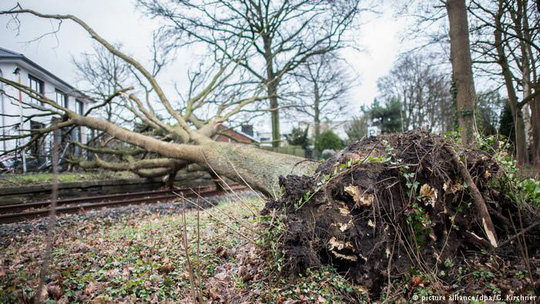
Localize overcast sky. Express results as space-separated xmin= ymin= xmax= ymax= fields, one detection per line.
xmin=0 ymin=0 xmax=411 ymax=133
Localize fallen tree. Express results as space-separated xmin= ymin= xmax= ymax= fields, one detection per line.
xmin=0 ymin=6 xmax=315 ymax=197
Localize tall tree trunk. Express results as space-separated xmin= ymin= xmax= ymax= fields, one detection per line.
xmin=531 ymin=94 xmax=540 ymax=168
xmin=446 ymin=0 xmax=477 ymax=145
xmin=314 ymin=83 xmax=321 ymax=141
xmin=518 ymin=0 xmax=539 ymax=167
xmin=264 ymin=36 xmax=281 ymax=148
xmin=494 ymin=1 xmax=529 ymax=165
xmin=269 ymin=83 xmax=281 ymax=148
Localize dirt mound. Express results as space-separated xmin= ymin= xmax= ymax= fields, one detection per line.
xmin=264 ymin=131 xmax=539 ymax=298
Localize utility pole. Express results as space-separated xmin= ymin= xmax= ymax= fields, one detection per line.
xmin=13 ymin=67 xmax=26 ymax=173
xmin=0 ymin=69 xmax=6 ymax=153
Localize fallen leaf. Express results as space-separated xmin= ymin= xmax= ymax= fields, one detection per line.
xmin=420 ymin=184 xmax=438 ymax=206
xmin=84 ymin=282 xmax=99 ymax=295
xmin=47 ymin=284 xmax=64 ymax=300
xmin=344 ymin=185 xmax=360 ymax=203
xmin=214 ymin=272 xmax=227 ymax=281
xmin=345 ymin=185 xmax=374 ymax=207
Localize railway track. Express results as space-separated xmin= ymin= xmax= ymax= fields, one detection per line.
xmin=0 ymin=185 xmax=245 ymax=224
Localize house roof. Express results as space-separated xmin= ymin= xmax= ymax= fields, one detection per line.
xmin=0 ymin=47 xmax=21 ymax=57
xmin=216 ymin=125 xmax=259 ymax=144
xmin=0 ymin=46 xmax=94 ymax=102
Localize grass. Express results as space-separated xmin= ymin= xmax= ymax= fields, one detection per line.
xmin=0 ymin=171 xmax=138 ymax=187
xmin=0 ymin=194 xmax=366 ymax=303
xmin=0 ymin=196 xmax=262 ymax=302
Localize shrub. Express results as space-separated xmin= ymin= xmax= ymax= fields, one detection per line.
xmin=315 ymin=130 xmax=342 ymax=152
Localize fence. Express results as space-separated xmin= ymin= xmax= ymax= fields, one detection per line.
xmin=261 ymin=145 xmax=307 ymax=158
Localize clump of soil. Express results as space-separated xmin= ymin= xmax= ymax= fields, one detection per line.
xmin=264 ymin=131 xmax=539 ymax=298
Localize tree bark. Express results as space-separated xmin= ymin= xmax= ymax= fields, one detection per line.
xmin=531 ymin=94 xmax=540 ymax=168
xmin=269 ymin=83 xmax=281 ymax=148
xmin=494 ymin=1 xmax=529 ymax=165
xmin=72 ymin=110 xmax=313 ymax=196
xmin=314 ymin=83 xmax=321 ymax=141
xmin=264 ymin=36 xmax=281 ymax=148
xmin=446 ymin=0 xmax=477 ymax=145
xmin=200 ymin=141 xmax=313 ymax=197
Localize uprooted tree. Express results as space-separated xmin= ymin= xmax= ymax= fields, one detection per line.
xmin=0 ymin=6 xmax=538 ymax=300
xmin=0 ymin=7 xmax=318 ymax=197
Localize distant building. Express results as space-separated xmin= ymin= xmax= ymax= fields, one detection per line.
xmin=215 ymin=125 xmax=259 ymax=144
xmin=256 ymin=131 xmax=288 ymax=147
xmin=0 ymin=47 xmax=95 ymax=169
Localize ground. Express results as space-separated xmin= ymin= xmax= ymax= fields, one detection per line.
xmin=0 ymin=190 xmax=538 ymax=303
xmin=0 ymin=191 xmax=363 ymax=303
xmin=1 ymin=132 xmax=539 ymax=303
xmin=0 ymin=171 xmax=137 ymax=187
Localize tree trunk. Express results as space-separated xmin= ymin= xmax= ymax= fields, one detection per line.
xmin=314 ymin=83 xmax=321 ymax=141
xmin=269 ymin=83 xmax=281 ymax=148
xmin=72 ymin=114 xmax=313 ymax=196
xmin=494 ymin=2 xmax=529 ymax=165
xmin=518 ymin=0 xmax=538 ymax=167
xmin=531 ymin=94 xmax=540 ymax=168
xmin=446 ymin=0 xmax=477 ymax=145
xmin=194 ymin=141 xmax=313 ymax=197
xmin=264 ymin=36 xmax=281 ymax=148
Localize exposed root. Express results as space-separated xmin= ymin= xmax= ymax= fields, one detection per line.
xmin=264 ymin=131 xmax=539 ymax=298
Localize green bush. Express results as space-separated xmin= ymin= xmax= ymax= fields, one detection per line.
xmin=315 ymin=130 xmax=342 ymax=152
xmin=481 ymin=135 xmax=540 ymax=207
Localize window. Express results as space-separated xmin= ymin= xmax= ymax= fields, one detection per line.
xmin=55 ymin=90 xmax=68 ymax=108
xmin=55 ymin=90 xmax=68 ymax=146
xmin=29 ymin=75 xmax=44 ymax=105
xmin=76 ymin=100 xmax=84 ymax=115
xmin=73 ymin=100 xmax=84 ymax=156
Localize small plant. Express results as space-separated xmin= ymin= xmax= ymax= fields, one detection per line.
xmin=473 ymin=269 xmax=495 ymax=279
xmin=402 ymin=170 xmax=433 ymax=247
xmin=489 ymin=143 xmax=540 ymax=207
xmin=259 ymin=213 xmax=287 ymax=272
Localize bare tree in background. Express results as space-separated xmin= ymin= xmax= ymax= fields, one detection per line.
xmin=136 ymin=0 xmax=361 ymax=147
xmin=377 ymin=53 xmax=454 ymax=133
xmin=401 ymin=0 xmax=539 ymax=164
xmin=290 ymin=53 xmax=353 ymax=143
xmin=469 ymin=0 xmax=539 ymax=166
xmin=74 ymin=43 xmax=132 ymax=123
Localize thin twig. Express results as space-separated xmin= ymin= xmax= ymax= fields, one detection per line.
xmin=181 ymin=194 xmax=200 ymax=303
xmin=498 ymin=221 xmax=540 ymax=247
xmin=184 ymin=188 xmax=256 ymax=234
xmin=35 ymin=126 xmax=59 ymax=303
xmin=202 ymin=153 xmax=259 ymax=216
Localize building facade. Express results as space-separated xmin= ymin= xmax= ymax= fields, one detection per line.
xmin=0 ymin=47 xmax=94 ymax=170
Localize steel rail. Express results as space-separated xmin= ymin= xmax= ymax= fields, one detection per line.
xmin=0 ymin=186 xmax=215 ymax=214
xmin=0 ymin=185 xmax=245 ymax=224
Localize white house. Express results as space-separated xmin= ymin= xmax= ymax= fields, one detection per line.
xmin=0 ymin=47 xmax=95 ymax=170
